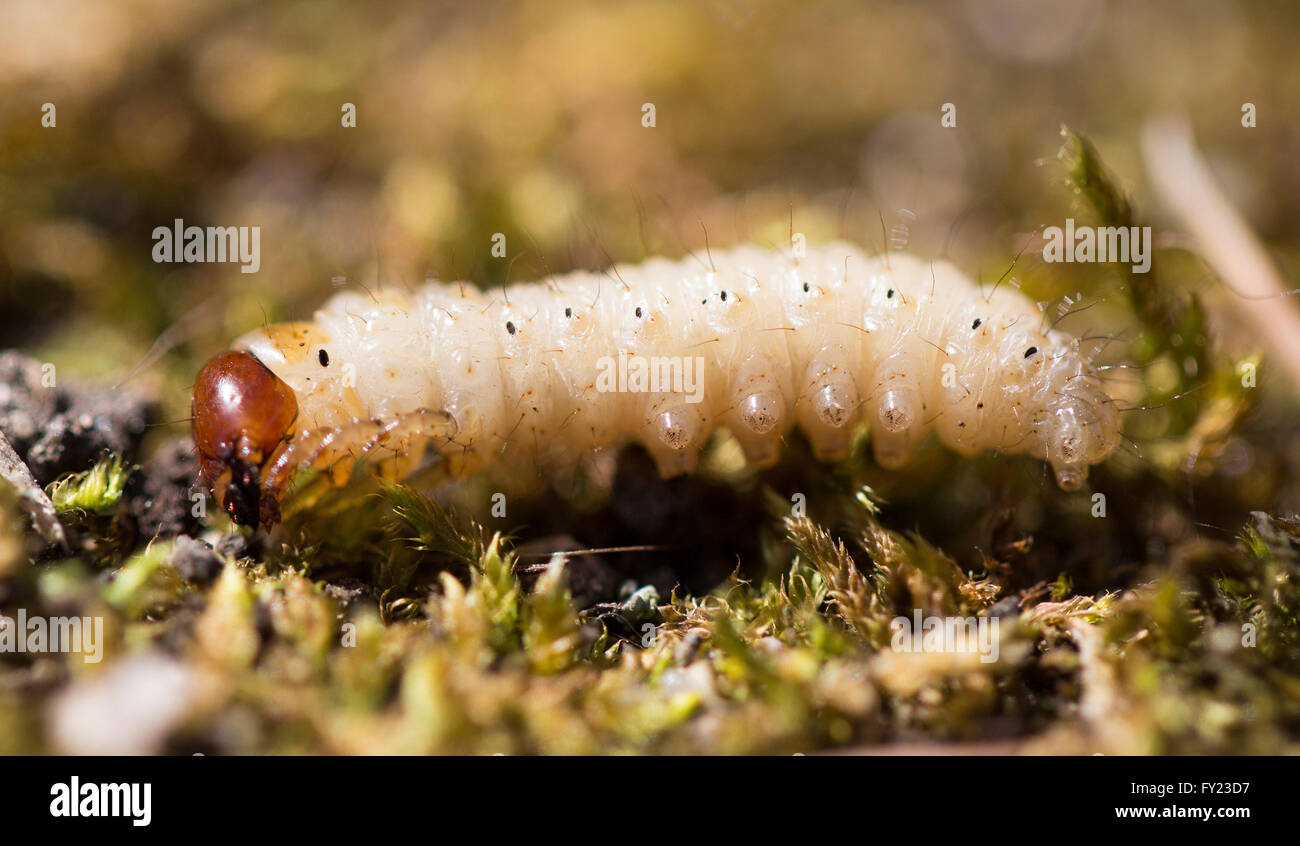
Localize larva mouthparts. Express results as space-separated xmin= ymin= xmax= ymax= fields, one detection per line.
xmin=191 ymin=242 xmax=1121 ymax=527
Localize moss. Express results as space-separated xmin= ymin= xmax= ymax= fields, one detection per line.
xmin=1058 ymin=127 xmax=1254 ymax=480
xmin=47 ymin=453 xmax=134 ymax=516
xmin=6 ymin=469 xmax=1300 ymax=753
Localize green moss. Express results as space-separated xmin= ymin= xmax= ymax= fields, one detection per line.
xmin=47 ymin=453 xmax=134 ymax=516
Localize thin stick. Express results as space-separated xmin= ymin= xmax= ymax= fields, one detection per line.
xmin=1141 ymin=115 xmax=1300 ymax=390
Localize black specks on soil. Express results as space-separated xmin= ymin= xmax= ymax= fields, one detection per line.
xmin=124 ymin=437 xmax=201 ymax=541
xmin=168 ymin=535 xmax=224 ymax=585
xmin=0 ymin=351 xmax=153 ymax=487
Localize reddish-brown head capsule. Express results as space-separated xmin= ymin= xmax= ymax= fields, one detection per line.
xmin=191 ymin=351 xmax=298 ymax=528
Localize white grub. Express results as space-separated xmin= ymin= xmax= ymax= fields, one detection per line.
xmin=237 ymin=243 xmax=1120 ymax=491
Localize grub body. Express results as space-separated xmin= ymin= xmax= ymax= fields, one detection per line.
xmin=220 ymin=243 xmax=1117 ymax=511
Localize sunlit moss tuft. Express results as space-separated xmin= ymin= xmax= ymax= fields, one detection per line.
xmin=47 ymin=453 xmax=133 ymax=515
